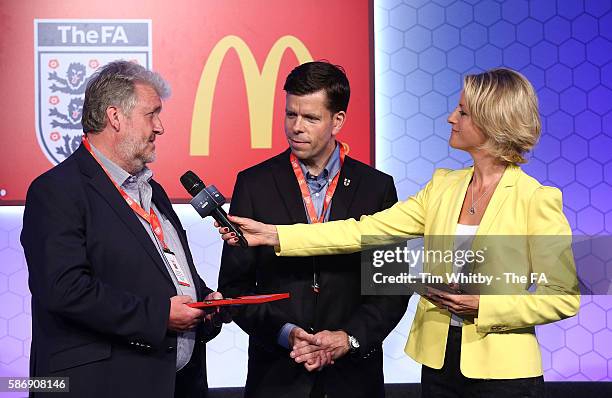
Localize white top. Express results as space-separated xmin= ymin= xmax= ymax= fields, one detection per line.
xmin=455 ymin=223 xmax=479 ymax=238
xmin=450 ymin=224 xmax=479 ymax=327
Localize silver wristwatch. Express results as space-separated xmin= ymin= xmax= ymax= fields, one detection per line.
xmin=347 ymin=334 xmax=360 ymax=354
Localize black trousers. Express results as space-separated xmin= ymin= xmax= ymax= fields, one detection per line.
xmin=175 ymin=342 xmax=207 ymax=398
xmin=310 ymin=374 xmax=325 ymax=398
xmin=421 ymin=326 xmax=545 ymax=398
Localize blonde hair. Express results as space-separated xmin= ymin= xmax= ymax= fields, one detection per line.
xmin=463 ymin=68 xmax=541 ymax=164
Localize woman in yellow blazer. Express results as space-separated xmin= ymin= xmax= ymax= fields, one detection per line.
xmin=220 ymin=68 xmax=580 ymax=398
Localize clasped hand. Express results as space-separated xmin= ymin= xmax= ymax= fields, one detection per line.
xmin=288 ymin=327 xmax=350 ymax=372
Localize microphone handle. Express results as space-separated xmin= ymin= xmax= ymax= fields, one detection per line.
xmin=211 ymin=207 xmax=248 ymax=247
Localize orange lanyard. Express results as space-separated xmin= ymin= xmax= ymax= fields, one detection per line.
xmin=82 ymin=136 xmax=170 ymax=251
xmin=289 ymin=142 xmax=347 ymax=224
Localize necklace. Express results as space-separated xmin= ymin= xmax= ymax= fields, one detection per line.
xmin=468 ymin=179 xmax=489 ymax=215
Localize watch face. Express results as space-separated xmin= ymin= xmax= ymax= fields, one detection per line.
xmin=349 ymin=335 xmax=360 ymax=350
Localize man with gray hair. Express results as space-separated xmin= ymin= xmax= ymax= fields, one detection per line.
xmin=21 ymin=60 xmax=225 ymax=398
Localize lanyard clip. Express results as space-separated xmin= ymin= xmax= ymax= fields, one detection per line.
xmin=312 ymin=273 xmax=320 ymax=293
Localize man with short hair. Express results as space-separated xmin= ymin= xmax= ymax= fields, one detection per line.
xmin=21 ymin=60 xmax=224 ymax=398
xmin=218 ymin=61 xmax=409 ymax=397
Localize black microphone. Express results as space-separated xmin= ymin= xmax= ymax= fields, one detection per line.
xmin=180 ymin=171 xmax=248 ymax=247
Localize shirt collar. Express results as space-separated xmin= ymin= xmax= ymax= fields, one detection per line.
xmin=298 ymin=142 xmax=341 ymax=182
xmin=89 ymin=143 xmax=152 ymax=187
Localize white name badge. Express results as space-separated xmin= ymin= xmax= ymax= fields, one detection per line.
xmin=163 ymin=249 xmax=191 ymax=287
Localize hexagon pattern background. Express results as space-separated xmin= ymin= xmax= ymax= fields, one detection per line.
xmin=1 ymin=0 xmax=612 ymax=389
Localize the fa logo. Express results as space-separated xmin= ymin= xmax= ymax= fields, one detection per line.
xmin=35 ymin=19 xmax=152 ymax=164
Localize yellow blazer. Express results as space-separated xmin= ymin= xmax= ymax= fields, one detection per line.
xmin=276 ymin=165 xmax=580 ymax=379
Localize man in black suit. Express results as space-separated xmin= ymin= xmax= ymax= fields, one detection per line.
xmin=218 ymin=61 xmax=409 ymax=398
xmin=21 ymin=60 xmax=225 ymax=398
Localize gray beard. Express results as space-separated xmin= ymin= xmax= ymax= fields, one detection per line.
xmin=116 ymin=136 xmax=155 ymax=174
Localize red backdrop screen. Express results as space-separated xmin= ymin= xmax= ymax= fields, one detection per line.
xmin=0 ymin=0 xmax=373 ymax=203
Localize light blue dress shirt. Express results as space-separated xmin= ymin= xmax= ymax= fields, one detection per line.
xmin=91 ymin=144 xmax=197 ymax=371
xmin=277 ymin=143 xmax=342 ymax=348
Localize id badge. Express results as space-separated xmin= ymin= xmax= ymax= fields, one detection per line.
xmin=163 ymin=249 xmax=191 ymax=287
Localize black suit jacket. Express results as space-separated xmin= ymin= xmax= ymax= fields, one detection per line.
xmin=21 ymin=145 xmax=217 ymax=398
xmin=218 ymin=149 xmax=409 ymax=398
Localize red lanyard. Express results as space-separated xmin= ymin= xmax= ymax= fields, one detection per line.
xmin=82 ymin=136 xmax=170 ymax=251
xmin=290 ymin=142 xmax=347 ymax=224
